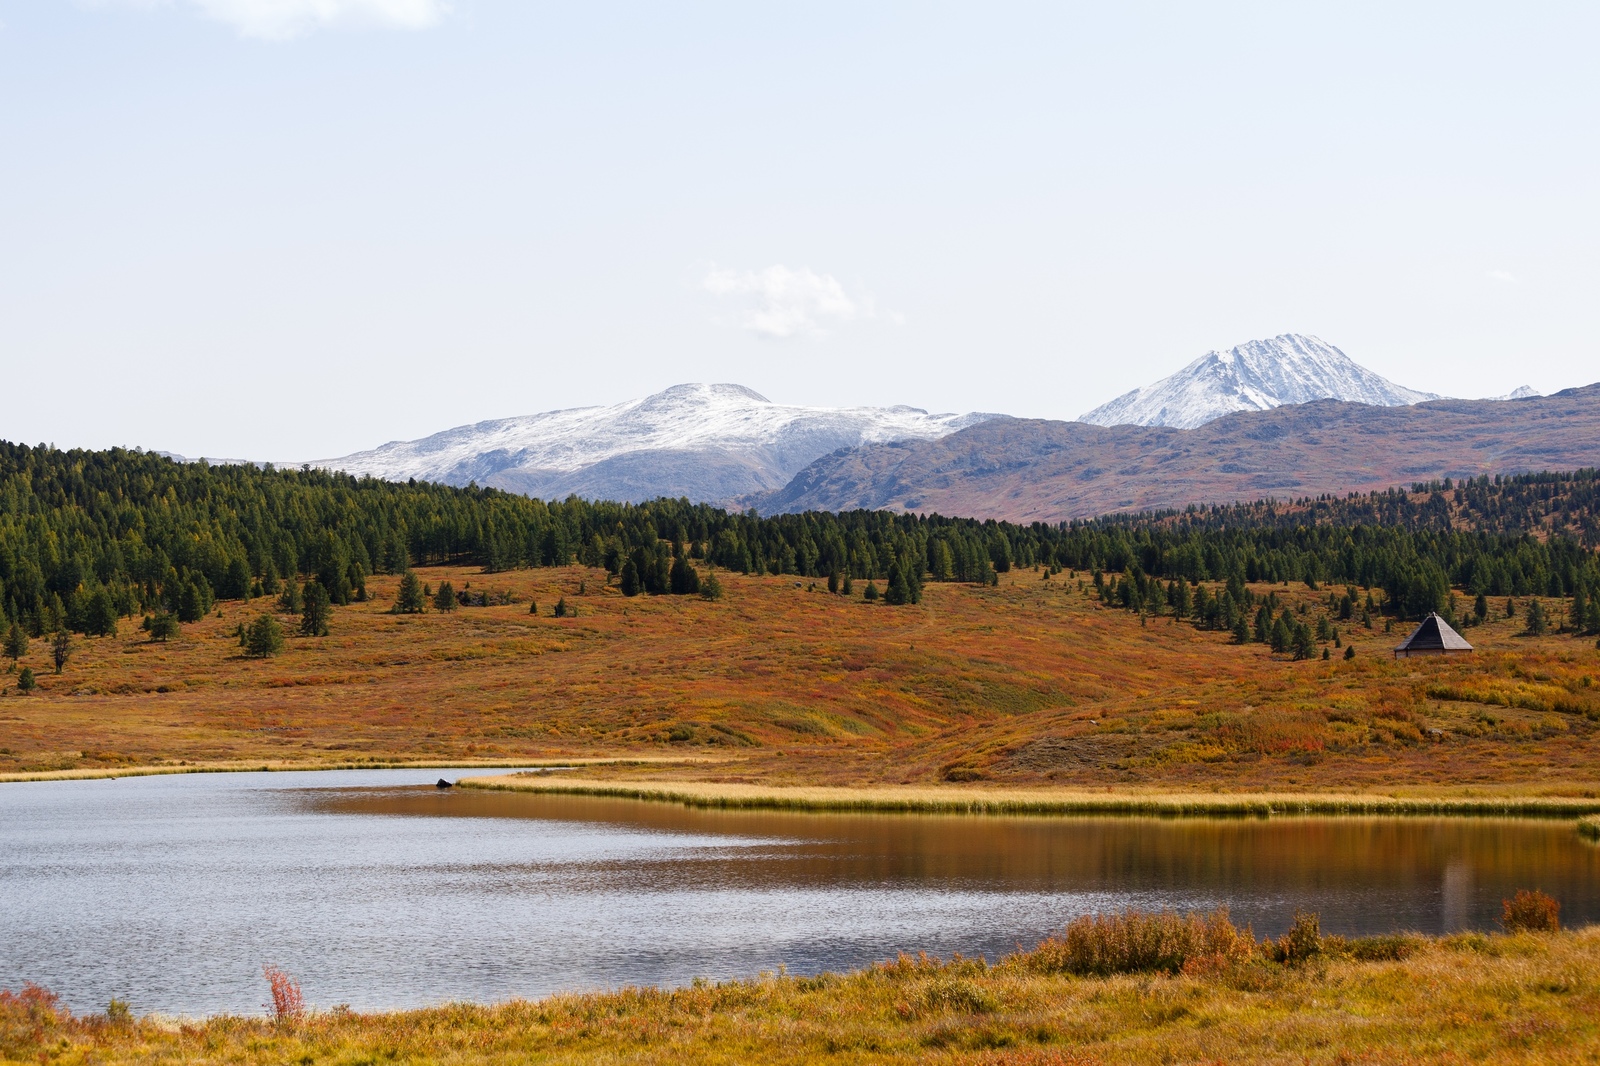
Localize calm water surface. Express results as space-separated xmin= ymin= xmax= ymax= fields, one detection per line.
xmin=3 ymin=768 xmax=1598 ymax=1015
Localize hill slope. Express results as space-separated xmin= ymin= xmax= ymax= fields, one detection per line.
xmin=1079 ymin=334 xmax=1438 ymax=429
xmin=756 ymin=385 xmax=1600 ymax=522
xmin=312 ymin=383 xmax=999 ymax=505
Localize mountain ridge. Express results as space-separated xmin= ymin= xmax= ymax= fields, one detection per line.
xmin=1079 ymin=334 xmax=1439 ymax=429
xmin=312 ymin=383 xmax=1002 ymax=506
xmin=750 ymin=384 xmax=1600 ymax=522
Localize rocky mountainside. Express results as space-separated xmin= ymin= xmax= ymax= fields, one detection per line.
xmin=752 ymin=385 xmax=1600 ymax=522
xmin=1079 ymin=334 xmax=1439 ymax=429
xmin=312 ymin=384 xmax=1000 ymax=506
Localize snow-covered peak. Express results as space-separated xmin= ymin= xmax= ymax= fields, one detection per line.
xmin=1078 ymin=334 xmax=1439 ymax=429
xmin=311 ymin=384 xmax=1001 ymax=505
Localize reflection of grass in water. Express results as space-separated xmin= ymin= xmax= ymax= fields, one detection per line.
xmin=8 ymin=911 xmax=1598 ymax=1064
xmin=1578 ymin=815 xmax=1600 ymax=843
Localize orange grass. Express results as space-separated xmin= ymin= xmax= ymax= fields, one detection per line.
xmin=1 ymin=565 xmax=1598 ymax=795
xmin=7 ymin=924 xmax=1600 ymax=1064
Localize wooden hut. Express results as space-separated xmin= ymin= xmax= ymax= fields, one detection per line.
xmin=1393 ymin=613 xmax=1473 ymax=659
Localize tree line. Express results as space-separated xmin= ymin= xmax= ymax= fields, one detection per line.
xmin=1 ymin=442 xmax=1597 ymax=642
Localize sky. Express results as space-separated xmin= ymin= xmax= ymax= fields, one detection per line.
xmin=1 ymin=1 xmax=1596 ymax=460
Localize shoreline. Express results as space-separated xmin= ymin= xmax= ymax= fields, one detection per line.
xmin=458 ymin=773 xmax=1600 ymax=819
xmin=0 ymin=755 xmax=723 ymax=785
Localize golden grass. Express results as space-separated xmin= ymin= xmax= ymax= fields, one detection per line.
xmin=2 ymin=564 xmax=1598 ymax=796
xmin=460 ymin=773 xmax=1600 ymax=817
xmin=9 ymin=926 xmax=1600 ymax=1064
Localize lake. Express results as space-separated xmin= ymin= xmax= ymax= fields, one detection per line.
xmin=2 ymin=768 xmax=1597 ymax=1015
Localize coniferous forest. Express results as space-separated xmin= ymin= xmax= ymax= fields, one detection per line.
xmin=1 ymin=442 xmax=1598 ymax=640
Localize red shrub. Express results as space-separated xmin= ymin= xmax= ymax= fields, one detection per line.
xmin=1500 ymin=889 xmax=1560 ymax=933
xmin=262 ymin=965 xmax=305 ymax=1021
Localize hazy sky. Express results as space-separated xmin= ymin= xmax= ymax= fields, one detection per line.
xmin=2 ymin=2 xmax=1596 ymax=459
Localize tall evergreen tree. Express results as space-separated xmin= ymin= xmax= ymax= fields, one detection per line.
xmin=433 ymin=581 xmax=457 ymax=612
xmin=300 ymin=582 xmax=331 ymax=637
xmin=244 ymin=614 xmax=286 ymax=658
xmin=620 ymin=559 xmax=642 ymax=597
xmin=393 ymin=570 xmax=426 ymax=614
xmin=3 ymin=622 xmax=26 ymax=664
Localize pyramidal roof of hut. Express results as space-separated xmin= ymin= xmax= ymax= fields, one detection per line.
xmin=1394 ymin=612 xmax=1474 ymax=654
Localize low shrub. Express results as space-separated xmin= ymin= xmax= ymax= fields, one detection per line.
xmin=1268 ymin=911 xmax=1322 ymax=964
xmin=1325 ymin=933 xmax=1425 ymax=962
xmin=1024 ymin=908 xmax=1256 ymax=977
xmin=1500 ymin=889 xmax=1560 ymax=934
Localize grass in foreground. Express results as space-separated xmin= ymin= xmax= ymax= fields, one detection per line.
xmin=6 ymin=908 xmax=1596 ymax=1065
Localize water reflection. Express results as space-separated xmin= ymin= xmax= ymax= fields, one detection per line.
xmin=1 ymin=770 xmax=1596 ymax=1016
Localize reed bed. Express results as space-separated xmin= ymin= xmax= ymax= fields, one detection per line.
xmin=460 ymin=773 xmax=1600 ymax=819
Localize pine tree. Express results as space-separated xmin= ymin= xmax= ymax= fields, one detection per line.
xmin=433 ymin=581 xmax=457 ymax=612
xmin=1231 ymin=616 xmax=1249 ymax=644
xmin=82 ymin=588 xmax=118 ymax=638
xmin=827 ymin=571 xmax=839 ymax=595
xmin=1293 ymin=623 xmax=1317 ymax=661
xmin=244 ymin=614 xmax=286 ymax=658
xmin=300 ymin=582 xmax=331 ymax=637
xmin=147 ymin=612 xmax=180 ymax=642
xmin=1270 ymin=614 xmax=1290 ymax=653
xmin=700 ymin=571 xmax=724 ymax=601
xmin=1524 ymin=598 xmax=1548 ymax=636
xmin=1254 ymin=605 xmax=1272 ymax=644
xmin=17 ymin=666 xmax=36 ymax=692
xmin=554 ymin=597 xmax=568 ymax=618
xmin=178 ymin=580 xmax=207 ymax=623
xmin=1474 ymin=593 xmax=1489 ymax=623
xmin=884 ymin=563 xmax=911 ymax=606
xmin=393 ymin=571 xmax=426 ymax=614
xmin=842 ymin=574 xmax=854 ymax=596
xmin=863 ymin=580 xmax=880 ymax=601
xmin=51 ymin=629 xmax=71 ymax=674
xmin=3 ymin=622 xmax=26 ymax=664
xmin=620 ymin=560 xmax=641 ymax=597
xmin=278 ymin=580 xmax=303 ymax=613
xmin=669 ymin=555 xmax=701 ymax=596
xmin=1344 ymin=644 xmax=1356 ymax=660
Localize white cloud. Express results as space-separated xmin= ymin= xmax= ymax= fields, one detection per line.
xmin=1487 ymin=269 xmax=1518 ymax=284
xmin=97 ymin=0 xmax=448 ymax=40
xmin=702 ymin=264 xmax=895 ymax=339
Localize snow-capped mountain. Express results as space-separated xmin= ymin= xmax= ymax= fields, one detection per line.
xmin=312 ymin=383 xmax=1002 ymax=506
xmin=1078 ymin=334 xmax=1439 ymax=429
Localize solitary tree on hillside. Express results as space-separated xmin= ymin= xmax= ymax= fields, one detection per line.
xmin=300 ymin=582 xmax=331 ymax=637
xmin=1475 ymin=593 xmax=1489 ymax=623
xmin=278 ymin=580 xmax=303 ymax=614
xmin=52 ymin=629 xmax=72 ymax=674
xmin=433 ymin=581 xmax=457 ymax=612
xmin=620 ymin=559 xmax=642 ymax=597
xmin=393 ymin=570 xmax=426 ymax=614
xmin=147 ymin=612 xmax=180 ymax=642
xmin=1524 ymin=598 xmax=1548 ymax=637
xmin=244 ymin=614 xmax=286 ymax=658
xmin=700 ymin=571 xmax=724 ymax=601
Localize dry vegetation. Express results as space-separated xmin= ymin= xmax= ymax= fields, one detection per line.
xmin=3 ymin=565 xmax=1599 ymax=797
xmin=6 ymin=917 xmax=1599 ymax=1065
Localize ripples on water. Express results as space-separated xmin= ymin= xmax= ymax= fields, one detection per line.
xmin=2 ymin=769 xmax=1597 ymax=1015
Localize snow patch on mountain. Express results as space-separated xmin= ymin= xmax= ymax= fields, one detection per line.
xmin=1078 ymin=334 xmax=1439 ymax=429
xmin=312 ymin=383 xmax=1001 ymax=505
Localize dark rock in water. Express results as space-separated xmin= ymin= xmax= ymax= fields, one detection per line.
xmin=436 ymin=778 xmax=453 ymax=789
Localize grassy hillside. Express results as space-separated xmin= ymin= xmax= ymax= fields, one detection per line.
xmin=5 ymin=564 xmax=1598 ymax=793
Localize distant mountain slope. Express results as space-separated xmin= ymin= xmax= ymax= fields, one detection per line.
xmin=753 ymin=384 xmax=1600 ymax=523
xmin=1079 ymin=334 xmax=1438 ymax=429
xmin=312 ymin=383 xmax=1001 ymax=505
